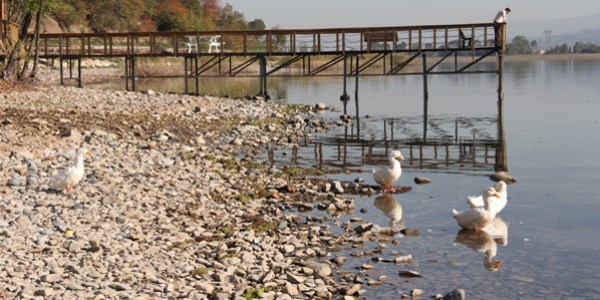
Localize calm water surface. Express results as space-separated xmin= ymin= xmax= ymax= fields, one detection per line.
xmin=99 ymin=59 xmax=600 ymax=298
xmin=269 ymin=60 xmax=600 ymax=299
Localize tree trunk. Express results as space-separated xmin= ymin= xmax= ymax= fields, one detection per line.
xmin=29 ymin=0 xmax=44 ymax=78
xmin=2 ymin=12 xmax=32 ymax=80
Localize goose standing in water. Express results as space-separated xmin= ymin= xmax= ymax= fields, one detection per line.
xmin=467 ymin=181 xmax=508 ymax=214
xmin=372 ymin=150 xmax=404 ymax=193
xmin=49 ymin=147 xmax=92 ymax=193
xmin=453 ymin=187 xmax=500 ymax=231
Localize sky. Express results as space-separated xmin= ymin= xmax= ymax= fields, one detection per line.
xmin=223 ymin=0 xmax=600 ymax=29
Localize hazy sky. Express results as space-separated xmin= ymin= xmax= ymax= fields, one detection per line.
xmin=223 ymin=0 xmax=600 ymax=29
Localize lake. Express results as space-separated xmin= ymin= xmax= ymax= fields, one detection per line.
xmin=266 ymin=59 xmax=600 ymax=299
xmin=99 ymin=58 xmax=600 ymax=298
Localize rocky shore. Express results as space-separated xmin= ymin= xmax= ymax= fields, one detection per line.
xmin=0 ymin=78 xmax=382 ymax=299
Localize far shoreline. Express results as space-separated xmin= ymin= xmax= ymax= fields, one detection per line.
xmin=505 ymin=53 xmax=600 ymax=61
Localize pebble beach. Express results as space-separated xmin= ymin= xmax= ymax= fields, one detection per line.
xmin=0 ymin=75 xmax=368 ymax=299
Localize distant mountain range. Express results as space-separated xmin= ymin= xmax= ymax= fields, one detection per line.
xmin=509 ymin=13 xmax=600 ymax=47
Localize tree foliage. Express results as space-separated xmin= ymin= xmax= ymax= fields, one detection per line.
xmin=45 ymin=0 xmax=259 ymax=32
xmin=248 ymin=19 xmax=266 ymax=30
xmin=1 ymin=0 xmax=264 ymax=80
xmin=506 ymin=35 xmax=533 ymax=55
xmin=572 ymin=42 xmax=600 ymax=53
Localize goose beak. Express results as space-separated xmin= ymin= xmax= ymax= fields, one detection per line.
xmin=398 ymin=153 xmax=405 ymax=160
xmin=493 ymin=192 xmax=501 ymax=198
xmin=85 ymin=150 xmax=93 ymax=156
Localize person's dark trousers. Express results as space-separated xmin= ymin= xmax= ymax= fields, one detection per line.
xmin=494 ymin=22 xmax=503 ymax=48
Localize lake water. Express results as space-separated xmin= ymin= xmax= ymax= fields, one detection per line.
xmin=98 ymin=59 xmax=600 ymax=298
xmin=266 ymin=59 xmax=600 ymax=299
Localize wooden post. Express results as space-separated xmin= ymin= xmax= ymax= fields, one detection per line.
xmin=184 ymin=56 xmax=189 ymax=94
xmin=258 ymin=55 xmax=268 ymax=98
xmin=354 ymin=55 xmax=360 ymax=136
xmin=422 ymin=53 xmax=429 ymax=142
xmin=59 ymin=57 xmax=64 ymax=86
xmin=77 ymin=57 xmax=82 ymax=88
xmin=340 ymin=55 xmax=350 ymax=114
xmin=125 ymin=56 xmax=136 ymax=91
xmin=131 ymin=57 xmax=136 ymax=91
xmin=124 ymin=57 xmax=128 ymax=91
xmin=194 ymin=56 xmax=199 ymax=96
xmin=496 ymin=47 xmax=508 ymax=171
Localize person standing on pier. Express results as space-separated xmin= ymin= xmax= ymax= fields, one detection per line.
xmin=493 ymin=7 xmax=511 ymax=48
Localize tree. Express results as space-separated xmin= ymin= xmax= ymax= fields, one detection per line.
xmin=202 ymin=0 xmax=220 ymax=30
xmin=248 ymin=19 xmax=265 ymax=30
xmin=20 ymin=0 xmax=44 ymax=79
xmin=217 ymin=3 xmax=246 ymax=30
xmin=506 ymin=35 xmax=532 ymax=55
xmin=84 ymin=0 xmax=145 ymax=32
xmin=2 ymin=0 xmax=34 ymax=80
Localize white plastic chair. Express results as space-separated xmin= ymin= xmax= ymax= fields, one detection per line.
xmin=208 ymin=36 xmax=221 ymax=53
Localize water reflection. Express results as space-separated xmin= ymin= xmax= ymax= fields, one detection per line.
xmin=301 ymin=114 xmax=508 ymax=175
xmin=453 ymin=217 xmax=508 ymax=271
xmin=373 ymin=194 xmax=404 ymax=229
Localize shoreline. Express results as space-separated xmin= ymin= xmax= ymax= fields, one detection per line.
xmin=0 ymin=77 xmax=361 ymax=298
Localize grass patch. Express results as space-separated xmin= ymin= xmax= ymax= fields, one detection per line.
xmin=217 ymin=224 xmax=234 ymax=235
xmin=243 ymin=287 xmax=272 ymax=300
xmin=191 ymin=267 xmax=210 ymax=277
xmin=279 ymin=166 xmax=330 ymax=178
xmin=219 ymin=253 xmax=240 ymax=260
xmin=166 ymin=239 xmax=194 ymax=250
xmin=237 ymin=194 xmax=253 ymax=204
xmin=246 ymin=216 xmax=277 ymax=233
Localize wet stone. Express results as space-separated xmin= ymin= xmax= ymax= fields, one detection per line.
xmin=444 ymin=289 xmax=466 ymax=300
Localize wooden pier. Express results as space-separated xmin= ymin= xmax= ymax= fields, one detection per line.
xmin=17 ymin=22 xmax=506 ymax=96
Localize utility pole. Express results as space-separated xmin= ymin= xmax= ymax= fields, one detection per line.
xmin=544 ymin=29 xmax=552 ymax=51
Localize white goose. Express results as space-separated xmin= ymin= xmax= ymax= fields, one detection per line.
xmin=372 ymin=150 xmax=404 ymax=192
xmin=49 ymin=148 xmax=92 ymax=193
xmin=467 ymin=181 xmax=508 ymax=215
xmin=453 ymin=187 xmax=500 ymax=231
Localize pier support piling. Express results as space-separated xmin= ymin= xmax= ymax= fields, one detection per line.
xmin=125 ymin=56 xmax=136 ymax=91
xmin=340 ymin=55 xmax=350 ymax=115
xmin=257 ymin=55 xmax=270 ymax=99
xmin=422 ymin=53 xmax=429 ymax=142
xmin=354 ymin=55 xmax=360 ymax=135
xmin=496 ymin=49 xmax=508 ymax=171
xmin=58 ymin=57 xmax=82 ymax=87
xmin=183 ymin=56 xmax=199 ymax=95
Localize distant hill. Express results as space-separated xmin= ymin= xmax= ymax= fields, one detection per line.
xmin=509 ymin=13 xmax=600 ymax=47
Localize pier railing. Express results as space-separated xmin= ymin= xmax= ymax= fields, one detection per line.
xmin=29 ymin=23 xmax=499 ymax=58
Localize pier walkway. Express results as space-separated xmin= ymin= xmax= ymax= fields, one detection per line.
xmin=15 ymin=22 xmax=506 ymax=94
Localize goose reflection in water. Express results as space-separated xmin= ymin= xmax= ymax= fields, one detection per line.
xmin=453 ymin=217 xmax=509 ymax=271
xmin=373 ymin=194 xmax=404 ymax=229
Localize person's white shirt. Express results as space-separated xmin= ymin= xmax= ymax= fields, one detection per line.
xmin=494 ymin=9 xmax=508 ymax=23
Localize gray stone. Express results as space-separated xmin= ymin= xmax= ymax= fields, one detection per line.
xmin=109 ymin=283 xmax=130 ymax=291
xmin=286 ymin=273 xmax=306 ymax=284
xmin=195 ymin=282 xmax=214 ymax=294
xmin=443 ymin=289 xmax=466 ymax=300
xmin=40 ymin=274 xmax=61 ymax=283
xmin=316 ymin=265 xmax=332 ymax=278
xmin=414 ymin=176 xmax=432 ymax=184
xmin=8 ymin=174 xmax=24 ymax=187
xmin=34 ymin=288 xmax=55 ymax=297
